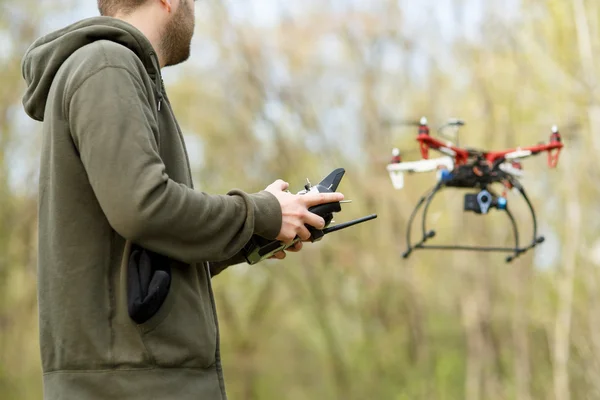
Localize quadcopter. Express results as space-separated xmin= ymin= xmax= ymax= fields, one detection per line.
xmin=386 ymin=117 xmax=564 ymax=262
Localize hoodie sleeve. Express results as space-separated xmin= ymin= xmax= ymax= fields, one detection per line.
xmin=67 ymin=64 xmax=282 ymax=264
xmin=208 ymin=253 xmax=247 ymax=277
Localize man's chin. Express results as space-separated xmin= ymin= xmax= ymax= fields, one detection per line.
xmin=165 ymin=51 xmax=191 ymax=68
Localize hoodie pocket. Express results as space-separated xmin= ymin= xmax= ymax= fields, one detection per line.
xmin=131 ymin=253 xmax=217 ymax=369
xmin=127 ymin=245 xmax=172 ymax=324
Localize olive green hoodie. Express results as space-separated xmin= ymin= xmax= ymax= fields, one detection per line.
xmin=21 ymin=16 xmax=282 ymax=400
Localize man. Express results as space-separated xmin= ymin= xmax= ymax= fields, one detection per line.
xmin=20 ymin=0 xmax=344 ymax=399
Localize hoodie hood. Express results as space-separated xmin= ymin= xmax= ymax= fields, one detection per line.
xmin=22 ymin=16 xmax=162 ymax=121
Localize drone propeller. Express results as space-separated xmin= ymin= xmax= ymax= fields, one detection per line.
xmin=380 ymin=117 xmax=424 ymax=127
xmin=437 ymin=118 xmax=465 ymax=146
xmin=373 ymin=146 xmax=423 ymax=165
xmin=382 ymin=116 xmax=459 ymax=132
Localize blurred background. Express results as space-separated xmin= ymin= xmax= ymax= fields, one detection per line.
xmin=1 ymin=0 xmax=599 ymax=399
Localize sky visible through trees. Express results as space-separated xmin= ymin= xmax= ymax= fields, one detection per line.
xmin=2 ymin=0 xmax=599 ymax=399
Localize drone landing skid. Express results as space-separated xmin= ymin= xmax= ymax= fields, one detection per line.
xmin=404 ymin=240 xmax=546 ymax=263
xmin=402 ymin=183 xmax=545 ymax=263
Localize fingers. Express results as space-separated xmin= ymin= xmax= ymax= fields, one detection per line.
xmin=278 ymin=207 xmax=316 ymax=243
xmin=271 ymin=186 xmax=343 ymax=244
xmin=286 ymin=241 xmax=303 ymax=252
xmin=303 ymin=210 xmax=326 ymax=230
xmin=296 ymin=225 xmax=312 ymax=242
xmin=302 ymin=192 xmax=344 ymax=207
xmin=278 ymin=226 xmax=311 ymax=244
xmin=278 ymin=233 xmax=297 ymax=244
xmin=269 ymin=241 xmax=303 ymax=260
xmin=269 ymin=251 xmax=286 ymax=260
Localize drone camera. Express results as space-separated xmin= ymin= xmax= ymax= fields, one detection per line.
xmin=477 ymin=190 xmax=493 ymax=214
xmin=464 ymin=193 xmax=480 ymax=213
xmin=464 ymin=190 xmax=494 ymax=214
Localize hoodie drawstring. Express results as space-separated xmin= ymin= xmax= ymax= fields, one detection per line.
xmin=149 ymin=51 xmax=164 ymax=112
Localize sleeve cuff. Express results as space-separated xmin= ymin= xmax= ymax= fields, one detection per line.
xmin=248 ymin=190 xmax=282 ymax=240
xmin=209 ymin=251 xmax=247 ymax=277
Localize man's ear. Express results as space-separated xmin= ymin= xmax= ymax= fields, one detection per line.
xmin=160 ymin=0 xmax=172 ymax=13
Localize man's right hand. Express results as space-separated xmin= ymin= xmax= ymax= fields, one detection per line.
xmin=264 ymin=179 xmax=345 ymax=244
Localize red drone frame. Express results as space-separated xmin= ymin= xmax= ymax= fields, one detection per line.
xmin=416 ymin=119 xmax=563 ymax=168
xmin=386 ymin=117 xmax=564 ymax=262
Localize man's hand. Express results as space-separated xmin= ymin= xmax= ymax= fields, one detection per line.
xmin=264 ymin=179 xmax=344 ymax=244
xmin=269 ymin=241 xmax=303 ymax=260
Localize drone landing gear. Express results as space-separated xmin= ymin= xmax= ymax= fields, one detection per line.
xmin=402 ymin=183 xmax=545 ymax=263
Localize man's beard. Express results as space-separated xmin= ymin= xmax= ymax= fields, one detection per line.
xmin=160 ymin=1 xmax=194 ymax=67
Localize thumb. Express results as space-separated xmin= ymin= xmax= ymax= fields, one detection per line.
xmin=267 ymin=179 xmax=289 ymax=192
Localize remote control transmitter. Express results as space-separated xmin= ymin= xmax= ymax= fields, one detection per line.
xmin=242 ymin=168 xmax=377 ymax=265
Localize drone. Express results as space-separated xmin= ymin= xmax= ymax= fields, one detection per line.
xmin=386 ymin=117 xmax=564 ymax=262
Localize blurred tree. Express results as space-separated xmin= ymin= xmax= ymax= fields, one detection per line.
xmin=3 ymin=0 xmax=599 ymax=399
xmin=0 ymin=0 xmax=41 ymax=398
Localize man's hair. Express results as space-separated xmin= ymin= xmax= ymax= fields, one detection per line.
xmin=98 ymin=0 xmax=148 ymax=17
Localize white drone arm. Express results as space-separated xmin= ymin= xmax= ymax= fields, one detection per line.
xmin=498 ymin=161 xmax=524 ymax=177
xmin=504 ymin=149 xmax=532 ymax=160
xmin=386 ymin=157 xmax=454 ymax=189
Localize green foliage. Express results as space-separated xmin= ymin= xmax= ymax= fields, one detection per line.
xmin=2 ymin=0 xmax=599 ymax=399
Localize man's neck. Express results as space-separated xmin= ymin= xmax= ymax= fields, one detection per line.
xmin=114 ymin=12 xmax=166 ymax=68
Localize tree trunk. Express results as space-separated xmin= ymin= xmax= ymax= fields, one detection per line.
xmin=512 ymin=258 xmax=532 ymax=400
xmin=553 ymin=150 xmax=581 ymax=400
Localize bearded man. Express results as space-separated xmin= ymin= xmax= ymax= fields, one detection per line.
xmin=20 ymin=1 xmax=343 ymax=399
